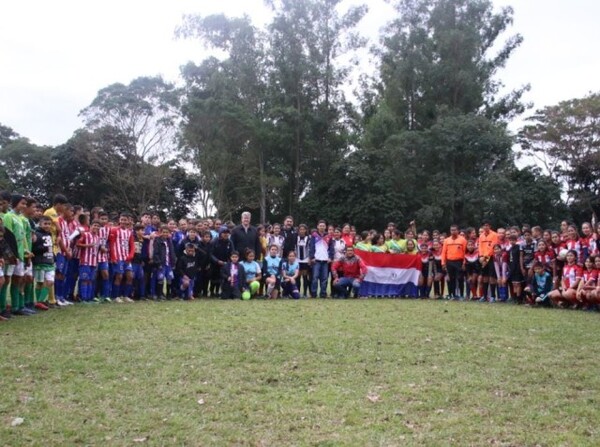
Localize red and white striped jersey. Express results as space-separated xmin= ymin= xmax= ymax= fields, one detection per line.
xmin=57 ymin=217 xmax=77 ymax=254
xmin=108 ymin=227 xmax=135 ymax=263
xmin=563 ymin=264 xmax=582 ymax=289
xmin=78 ymin=232 xmax=100 ymax=267
xmin=98 ymin=226 xmax=110 ymax=263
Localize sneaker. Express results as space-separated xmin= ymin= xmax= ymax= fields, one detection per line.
xmin=64 ymin=299 xmax=74 ymax=306
xmin=478 ymin=296 xmax=487 ymax=303
xmin=489 ymin=297 xmax=496 ymax=303
xmin=103 ymin=297 xmax=112 ymax=303
xmin=114 ymin=297 xmax=124 ymax=303
xmin=47 ymin=302 xmax=59 ymax=309
xmin=1 ymin=309 xmax=12 ymax=319
xmin=57 ymin=299 xmax=69 ymax=307
xmin=34 ymin=302 xmax=49 ymax=311
xmin=92 ymin=297 xmax=101 ymax=303
xmin=124 ymin=297 xmax=134 ymax=303
xmin=12 ymin=309 xmax=31 ymax=316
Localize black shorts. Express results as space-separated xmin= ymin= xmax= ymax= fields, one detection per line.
xmin=481 ymin=260 xmax=496 ymax=278
xmin=465 ymin=261 xmax=481 ymax=276
xmin=299 ymin=263 xmax=310 ymax=273
xmin=508 ymin=268 xmax=524 ymax=283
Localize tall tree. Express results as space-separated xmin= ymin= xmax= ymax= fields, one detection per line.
xmin=519 ymin=92 xmax=600 ymax=222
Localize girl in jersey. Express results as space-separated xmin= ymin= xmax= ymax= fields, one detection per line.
xmin=296 ymin=224 xmax=311 ymax=298
xmin=547 ymin=250 xmax=581 ymax=308
xmin=341 ymin=224 xmax=354 ymax=247
xmin=550 ymin=231 xmax=565 ymax=290
xmin=355 ymin=231 xmax=372 ymax=251
xmin=580 ymin=222 xmax=593 ymax=261
xmin=564 ymin=225 xmax=581 ymax=264
xmin=387 ymin=229 xmax=406 ymax=254
xmin=492 ymin=244 xmax=508 ymax=302
xmin=240 ymin=249 xmax=261 ymax=298
xmin=383 ymin=229 xmax=392 ymax=242
xmin=405 ymin=239 xmax=419 ymax=255
xmin=533 ymin=240 xmax=555 ymax=276
xmin=267 ymin=223 xmax=285 ymax=257
xmin=418 ymin=243 xmax=433 ymax=298
xmin=576 ymin=255 xmax=596 ymax=307
xmin=431 ymin=239 xmax=444 ymax=299
xmin=370 ymin=234 xmax=388 ymax=253
xmin=280 ymin=250 xmax=300 ymax=299
xmin=587 ymin=256 xmax=600 ymax=305
xmin=464 ymin=239 xmax=480 ymax=300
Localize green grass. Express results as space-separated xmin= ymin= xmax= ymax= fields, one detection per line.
xmin=1 ymin=299 xmax=599 ymax=446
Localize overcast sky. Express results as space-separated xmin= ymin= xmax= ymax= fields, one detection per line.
xmin=1 ymin=0 xmax=598 ymax=146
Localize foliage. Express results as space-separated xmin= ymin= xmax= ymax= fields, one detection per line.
xmin=519 ymin=92 xmax=600 ymax=223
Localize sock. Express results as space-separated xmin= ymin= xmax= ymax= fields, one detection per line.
xmin=38 ymin=286 xmax=49 ymax=303
xmin=482 ymin=282 xmax=489 ymax=298
xmin=490 ymin=283 xmax=497 ymax=299
xmin=499 ymin=286 xmax=508 ymax=301
xmin=266 ymin=283 xmax=274 ymax=297
xmin=458 ymin=279 xmax=465 ymax=297
xmin=124 ymin=283 xmax=133 ymax=299
xmin=48 ymin=285 xmax=56 ymax=304
xmin=0 ymin=284 xmax=7 ymax=311
xmin=102 ymin=278 xmax=111 ymax=298
xmin=25 ymin=282 xmax=34 ymax=305
xmin=55 ymin=278 xmax=64 ymax=300
xmin=10 ymin=283 xmax=21 ymax=310
xmin=112 ymin=282 xmax=120 ymax=299
xmin=157 ymin=282 xmax=164 ymax=297
xmin=166 ymin=283 xmax=171 ymax=298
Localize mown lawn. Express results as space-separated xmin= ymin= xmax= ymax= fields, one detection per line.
xmin=1 ymin=299 xmax=599 ymax=446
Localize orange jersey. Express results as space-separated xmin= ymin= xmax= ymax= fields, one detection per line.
xmin=441 ymin=235 xmax=467 ymax=265
xmin=478 ymin=230 xmax=498 ymax=258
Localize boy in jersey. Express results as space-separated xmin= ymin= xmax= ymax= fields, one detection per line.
xmin=131 ymin=224 xmax=147 ymax=300
xmin=3 ymin=194 xmax=32 ymax=315
xmin=96 ymin=211 xmax=112 ymax=301
xmin=152 ymin=225 xmax=177 ymax=300
xmin=77 ymin=220 xmax=100 ymax=302
xmin=55 ymin=204 xmax=75 ymax=306
xmin=31 ymin=216 xmax=56 ymax=309
xmin=108 ymin=213 xmax=135 ymax=303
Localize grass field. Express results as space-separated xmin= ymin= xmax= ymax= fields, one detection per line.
xmin=1 ymin=299 xmax=599 ymax=446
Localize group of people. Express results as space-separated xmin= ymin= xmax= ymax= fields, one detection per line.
xmin=0 ymin=190 xmax=597 ymax=322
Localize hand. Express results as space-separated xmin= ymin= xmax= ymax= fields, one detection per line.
xmin=333 ymin=278 xmax=339 ymax=285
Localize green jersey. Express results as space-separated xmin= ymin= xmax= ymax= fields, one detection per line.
xmin=3 ymin=210 xmax=26 ymax=261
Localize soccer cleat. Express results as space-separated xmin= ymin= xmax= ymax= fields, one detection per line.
xmin=124 ymin=297 xmax=134 ymax=303
xmin=1 ymin=309 xmax=13 ymax=319
xmin=92 ymin=297 xmax=101 ymax=303
xmin=12 ymin=309 xmax=31 ymax=316
xmin=34 ymin=302 xmax=49 ymax=311
xmin=103 ymin=297 xmax=112 ymax=303
xmin=57 ymin=299 xmax=68 ymax=307
xmin=478 ymin=296 xmax=487 ymax=303
xmin=64 ymin=300 xmax=74 ymax=306
xmin=114 ymin=297 xmax=124 ymax=303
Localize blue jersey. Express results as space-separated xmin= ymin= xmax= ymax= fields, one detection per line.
xmin=240 ymin=260 xmax=261 ymax=280
xmin=281 ymin=260 xmax=299 ymax=278
xmin=263 ymin=255 xmax=282 ymax=277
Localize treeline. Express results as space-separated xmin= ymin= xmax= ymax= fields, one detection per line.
xmin=0 ymin=0 xmax=597 ymax=229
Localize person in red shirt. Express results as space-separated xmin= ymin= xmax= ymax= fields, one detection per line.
xmin=108 ymin=213 xmax=135 ymax=303
xmin=331 ymin=246 xmax=367 ymax=298
xmin=547 ymin=250 xmax=581 ymax=308
xmin=77 ymin=220 xmax=100 ymax=302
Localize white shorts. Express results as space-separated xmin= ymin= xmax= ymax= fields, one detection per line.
xmin=34 ymin=269 xmax=55 ymax=283
xmin=6 ymin=260 xmax=25 ymax=277
xmin=0 ymin=266 xmax=4 ymax=277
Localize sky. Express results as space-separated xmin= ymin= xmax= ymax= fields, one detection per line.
xmin=1 ymin=0 xmax=599 ymax=147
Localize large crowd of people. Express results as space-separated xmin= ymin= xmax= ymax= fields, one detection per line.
xmin=0 ymin=190 xmax=598 ymax=322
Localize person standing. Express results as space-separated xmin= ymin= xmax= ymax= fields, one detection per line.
xmin=441 ymin=224 xmax=467 ymax=299
xmin=230 ymin=212 xmax=261 ymax=261
xmin=309 ymin=220 xmax=334 ymax=298
xmin=281 ymin=215 xmax=297 ymax=259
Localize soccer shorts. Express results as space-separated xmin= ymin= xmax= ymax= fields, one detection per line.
xmin=111 ymin=261 xmax=133 ymax=276
xmin=34 ymin=268 xmax=55 ymax=283
xmin=6 ymin=260 xmax=25 ymax=277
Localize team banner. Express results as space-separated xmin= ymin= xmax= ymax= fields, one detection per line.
xmin=355 ymin=250 xmax=422 ymax=297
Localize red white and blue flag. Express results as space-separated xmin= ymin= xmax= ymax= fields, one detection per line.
xmin=355 ymin=250 xmax=422 ymax=297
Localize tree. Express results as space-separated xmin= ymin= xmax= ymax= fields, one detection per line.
xmin=0 ymin=123 xmax=22 ymax=149
xmin=519 ymin=92 xmax=600 ymax=222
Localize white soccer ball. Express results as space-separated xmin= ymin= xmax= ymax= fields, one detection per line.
xmin=558 ymin=248 xmax=569 ymax=261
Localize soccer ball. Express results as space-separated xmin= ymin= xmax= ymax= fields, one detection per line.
xmin=558 ymin=248 xmax=569 ymax=261
xmin=242 ymin=291 xmax=251 ymax=300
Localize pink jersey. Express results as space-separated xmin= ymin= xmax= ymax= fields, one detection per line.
xmin=98 ymin=226 xmax=110 ymax=263
xmin=78 ymin=232 xmax=100 ymax=267
xmin=562 ymin=264 xmax=582 ymax=289
xmin=108 ymin=227 xmax=134 ymax=263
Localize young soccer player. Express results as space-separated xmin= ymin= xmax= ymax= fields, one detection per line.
xmin=576 ymin=255 xmax=597 ymax=308
xmin=263 ymin=244 xmax=282 ymax=299
xmin=296 ymin=224 xmax=311 ymax=298
xmin=131 ymin=224 xmax=146 ymax=300
xmin=108 ymin=213 xmax=135 ymax=303
xmin=547 ymin=250 xmax=581 ymax=308
xmin=210 ymin=226 xmax=233 ymax=298
xmin=418 ymin=243 xmax=433 ymax=299
xmin=152 ymin=225 xmax=177 ymax=300
xmin=524 ymin=262 xmax=553 ymax=306
xmin=431 ymin=239 xmax=444 ymax=299
xmin=31 ymin=216 xmax=56 ymax=310
xmin=520 ymin=229 xmax=536 ymax=281
xmin=220 ymin=251 xmax=246 ymax=299
xmin=77 ymin=220 xmax=101 ymax=302
xmin=176 ymin=243 xmax=200 ymax=300
xmin=280 ymin=250 xmax=300 ymax=299
xmin=241 ymin=249 xmax=261 ymax=298
xmin=387 ymin=229 xmax=407 ymax=254
xmin=194 ymin=231 xmax=213 ymax=297
xmin=464 ymin=239 xmax=480 ymax=300
xmin=370 ymin=234 xmax=388 ymax=253
xmin=492 ymin=244 xmax=508 ymax=302
xmin=507 ymin=235 xmax=524 ymax=303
